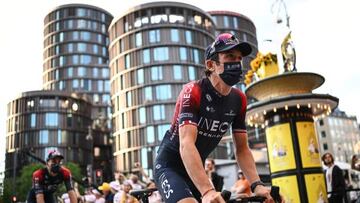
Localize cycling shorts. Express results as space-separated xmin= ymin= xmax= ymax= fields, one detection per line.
xmin=154 ymin=148 xmax=201 ymax=202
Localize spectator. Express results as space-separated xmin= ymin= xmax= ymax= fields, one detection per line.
xmin=98 ymin=182 xmax=114 ymax=203
xmin=147 ymin=180 xmax=162 ymax=203
xmin=114 ymin=181 xmax=139 ymax=203
xmin=205 ymin=158 xmax=224 ymax=192
xmin=351 ymin=155 xmax=360 ymax=171
xmin=231 ymin=170 xmax=251 ymax=199
xmin=92 ymin=189 xmax=106 ymax=203
xmin=129 ymin=174 xmax=144 ymax=190
xmin=322 ymin=152 xmax=346 ymax=203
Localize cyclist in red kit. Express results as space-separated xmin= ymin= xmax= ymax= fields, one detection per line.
xmin=154 ymin=33 xmax=282 ymax=203
xmin=27 ymin=150 xmax=77 ymax=203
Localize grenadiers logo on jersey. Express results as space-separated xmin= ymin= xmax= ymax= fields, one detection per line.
xmin=197 ymin=117 xmax=232 ymax=138
xmin=224 ymin=110 xmax=236 ymax=116
xmin=182 ymin=83 xmax=194 ymax=107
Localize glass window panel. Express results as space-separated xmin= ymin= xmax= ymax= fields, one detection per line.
xmin=154 ymin=47 xmax=169 ymax=61
xmin=93 ymin=67 xmax=99 ymax=77
xmin=188 ymin=66 xmax=196 ymax=80
xmin=126 ymin=91 xmax=132 ymax=107
xmin=31 ymin=113 xmax=36 ymax=128
xmin=151 ymin=66 xmax=163 ymax=81
xmin=67 ymin=43 xmax=73 ymax=52
xmin=170 ymin=29 xmax=179 ymax=42
xmin=137 ymin=69 xmax=144 ymax=84
xmin=156 ymin=85 xmax=171 ymax=100
xmin=141 ymin=148 xmax=148 ymax=168
xmin=146 ymin=126 xmax=155 ymax=144
xmin=144 ymin=86 xmax=152 ymax=101
xmin=45 ymin=113 xmax=58 ymax=127
xmin=180 ymin=47 xmax=187 ymax=60
xmin=102 ymin=68 xmax=109 ymax=78
xmin=125 ymin=54 xmax=130 ymax=69
xmin=39 ymin=130 xmax=49 ymax=144
xmin=173 ymin=65 xmax=182 ymax=80
xmin=104 ymin=81 xmax=110 ymax=92
xmin=149 ymin=29 xmax=160 ymax=43
xmin=153 ymin=105 xmax=165 ymax=121
xmin=233 ymin=17 xmax=238 ymax=28
xmin=185 ymin=30 xmax=192 ymax=44
xmin=77 ymin=43 xmax=86 ymax=52
xmin=68 ymin=67 xmax=73 ymax=77
xmin=78 ymin=67 xmax=86 ymax=76
xmin=224 ymin=16 xmax=229 ymax=27
xmin=98 ymin=80 xmax=103 ymax=91
xmin=139 ymin=107 xmax=146 ymax=124
xmin=73 ymin=80 xmax=79 ymax=88
xmin=193 ymin=49 xmax=199 ymax=63
xmin=135 ymin=32 xmax=142 ymax=47
xmin=143 ymin=49 xmax=150 ymax=64
xmin=157 ymin=124 xmax=171 ymax=141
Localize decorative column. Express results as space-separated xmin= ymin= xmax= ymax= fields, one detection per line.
xmin=245 ymin=72 xmax=338 ymax=203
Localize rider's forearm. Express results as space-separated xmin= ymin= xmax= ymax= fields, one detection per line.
xmin=235 ymin=146 xmax=260 ymax=184
xmin=68 ymin=190 xmax=78 ymax=203
xmin=180 ymin=143 xmax=214 ymax=195
xmin=36 ymin=194 xmax=45 ymax=203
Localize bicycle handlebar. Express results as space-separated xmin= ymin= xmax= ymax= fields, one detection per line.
xmin=221 ymin=186 xmax=281 ymax=203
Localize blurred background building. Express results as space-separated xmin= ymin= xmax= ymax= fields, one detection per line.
xmin=108 ymin=1 xmax=216 ymax=175
xmin=42 ymin=4 xmax=114 ymax=180
xmin=5 ymin=91 xmax=92 ymax=176
xmin=315 ymin=108 xmax=360 ymax=162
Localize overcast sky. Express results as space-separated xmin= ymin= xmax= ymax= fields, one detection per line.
xmin=1 ymin=0 xmax=359 ymax=163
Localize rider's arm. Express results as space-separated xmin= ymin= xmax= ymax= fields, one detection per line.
xmin=33 ymin=169 xmax=45 ymax=203
xmin=179 ymin=125 xmax=214 ymax=196
xmin=61 ymin=167 xmax=77 ymax=203
xmin=67 ymin=190 xmax=77 ymax=203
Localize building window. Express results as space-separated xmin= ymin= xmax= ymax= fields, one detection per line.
xmin=76 ymin=8 xmax=86 ymax=17
xmin=135 ymin=32 xmax=142 ymax=47
xmin=59 ymin=32 xmax=64 ymax=42
xmin=139 ymin=107 xmax=146 ymax=124
xmin=179 ymin=47 xmax=187 ymax=60
xmin=156 ymin=85 xmax=171 ymax=100
xmin=146 ymin=126 xmax=155 ymax=144
xmin=39 ymin=130 xmax=49 ymax=144
xmin=149 ymin=29 xmax=160 ymax=43
xmin=233 ymin=17 xmax=238 ymax=28
xmin=188 ymin=66 xmax=196 ymax=80
xmin=321 ymin=131 xmax=326 ymax=138
xmin=154 ymin=47 xmax=169 ymax=61
xmin=67 ymin=43 xmax=73 ymax=52
xmin=157 ymin=124 xmax=170 ymax=141
xmin=323 ymin=143 xmax=328 ymax=150
xmin=153 ymin=105 xmax=165 ymax=121
xmin=73 ymin=80 xmax=79 ymax=89
xmin=58 ymin=130 xmax=66 ymax=144
xmin=185 ymin=30 xmax=192 ymax=44
xmin=170 ymin=29 xmax=179 ymax=42
xmin=224 ymin=16 xmax=229 ymax=27
xmin=102 ymin=68 xmax=109 ymax=78
xmin=126 ymin=91 xmax=132 ymax=107
xmin=125 ymin=54 xmax=130 ymax=69
xmin=68 ymin=67 xmax=73 ymax=77
xmin=78 ymin=43 xmax=87 ymax=52
xmin=151 ymin=66 xmax=163 ymax=81
xmin=31 ymin=113 xmax=36 ymax=128
xmin=193 ymin=49 xmax=199 ymax=63
xmin=144 ymin=86 xmax=152 ymax=101
xmin=173 ymin=65 xmax=182 ymax=80
xmin=45 ymin=113 xmax=58 ymax=127
xmin=141 ymin=148 xmax=148 ymax=168
xmin=143 ymin=49 xmax=150 ymax=64
xmin=137 ymin=69 xmax=144 ymax=84
xmin=78 ymin=67 xmax=86 ymax=76
xmin=98 ymin=80 xmax=104 ymax=91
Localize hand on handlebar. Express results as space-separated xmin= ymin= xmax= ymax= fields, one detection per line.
xmin=254 ymin=185 xmax=284 ymax=203
xmin=202 ymin=190 xmax=225 ymax=203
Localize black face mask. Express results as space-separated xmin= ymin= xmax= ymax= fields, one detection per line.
xmin=219 ymin=62 xmax=243 ymax=86
xmin=50 ymin=163 xmax=61 ymax=173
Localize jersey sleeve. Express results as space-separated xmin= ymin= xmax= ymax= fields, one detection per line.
xmin=178 ymin=82 xmax=201 ymax=128
xmin=61 ymin=167 xmax=74 ymax=191
xmin=232 ymin=90 xmax=247 ymax=133
xmin=32 ymin=169 xmax=44 ymax=194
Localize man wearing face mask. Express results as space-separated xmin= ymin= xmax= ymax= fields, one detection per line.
xmin=27 ymin=150 xmax=77 ymax=203
xmin=154 ymin=33 xmax=283 ymax=203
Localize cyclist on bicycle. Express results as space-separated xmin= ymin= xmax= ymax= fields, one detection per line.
xmin=26 ymin=150 xmax=77 ymax=203
xmin=154 ymin=33 xmax=281 ymax=203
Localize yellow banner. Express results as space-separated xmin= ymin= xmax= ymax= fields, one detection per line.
xmin=266 ymin=123 xmax=296 ymax=172
xmin=305 ymin=173 xmax=328 ymax=203
xmin=296 ymin=122 xmax=321 ymax=168
xmin=272 ymin=175 xmax=300 ymax=203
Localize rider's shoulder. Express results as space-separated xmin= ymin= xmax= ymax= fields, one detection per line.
xmin=60 ymin=166 xmax=72 ymax=178
xmin=32 ymin=168 xmax=46 ymax=178
xmin=231 ymin=87 xmax=246 ymax=99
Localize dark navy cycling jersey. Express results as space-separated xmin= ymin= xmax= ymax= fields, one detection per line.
xmin=160 ymin=77 xmax=247 ymax=161
xmin=32 ymin=167 xmax=73 ymax=194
